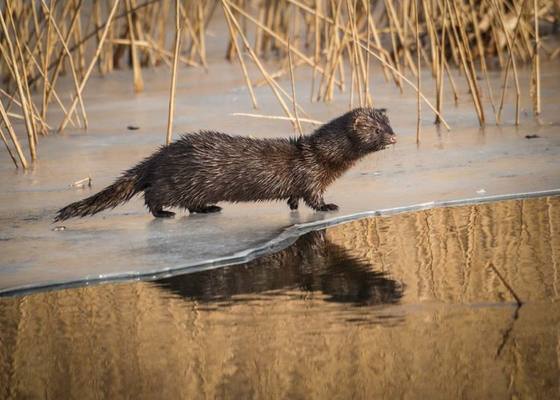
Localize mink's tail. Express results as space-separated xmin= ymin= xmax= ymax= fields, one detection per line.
xmin=54 ymin=169 xmax=144 ymax=222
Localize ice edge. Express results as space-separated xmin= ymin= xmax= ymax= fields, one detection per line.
xmin=2 ymin=188 xmax=559 ymax=297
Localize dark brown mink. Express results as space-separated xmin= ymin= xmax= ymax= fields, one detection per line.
xmin=54 ymin=107 xmax=396 ymax=221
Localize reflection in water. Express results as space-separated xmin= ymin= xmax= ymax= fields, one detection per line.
xmin=0 ymin=196 xmax=559 ymax=399
xmin=157 ymin=231 xmax=403 ymax=306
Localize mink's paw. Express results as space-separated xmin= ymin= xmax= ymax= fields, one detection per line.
xmin=189 ymin=205 xmax=222 ymax=214
xmin=288 ymin=197 xmax=299 ymax=210
xmin=318 ymin=203 xmax=339 ymax=212
xmin=201 ymin=205 xmax=222 ymax=213
xmin=153 ymin=210 xmax=176 ymax=218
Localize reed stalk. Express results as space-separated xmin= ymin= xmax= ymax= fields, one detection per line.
xmin=0 ymin=5 xmax=37 ymax=160
xmin=532 ymin=0 xmax=541 ymax=116
xmin=222 ymin=2 xmax=258 ymax=109
xmin=166 ymin=0 xmax=181 ymax=145
xmin=288 ymin=40 xmax=303 ymax=136
xmin=0 ymin=100 xmax=28 ymax=168
xmin=58 ymin=0 xmax=120 ymax=132
xmin=414 ymin=0 xmax=421 ymax=143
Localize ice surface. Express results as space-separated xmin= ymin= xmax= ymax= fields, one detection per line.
xmin=1 ymin=49 xmax=559 ymax=294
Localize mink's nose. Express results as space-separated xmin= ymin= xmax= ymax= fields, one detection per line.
xmin=388 ymin=135 xmax=397 ymax=144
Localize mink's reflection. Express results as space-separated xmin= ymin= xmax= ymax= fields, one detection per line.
xmin=155 ymin=231 xmax=403 ymax=306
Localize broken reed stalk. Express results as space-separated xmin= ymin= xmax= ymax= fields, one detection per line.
xmin=166 ymin=0 xmax=181 ymax=145
xmin=230 ymin=113 xmax=321 ymax=125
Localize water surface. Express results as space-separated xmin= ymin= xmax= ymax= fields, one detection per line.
xmin=1 ymin=196 xmax=559 ymax=399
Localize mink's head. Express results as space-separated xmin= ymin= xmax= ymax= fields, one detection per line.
xmin=347 ymin=107 xmax=396 ymax=152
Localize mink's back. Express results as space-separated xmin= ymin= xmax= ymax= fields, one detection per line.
xmin=142 ymin=131 xmax=304 ymax=207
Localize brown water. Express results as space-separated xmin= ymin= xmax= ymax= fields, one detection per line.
xmin=1 ymin=196 xmax=559 ymax=399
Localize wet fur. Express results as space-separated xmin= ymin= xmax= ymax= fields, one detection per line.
xmin=55 ymin=108 xmax=396 ymax=221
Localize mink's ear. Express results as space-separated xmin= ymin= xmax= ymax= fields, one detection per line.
xmin=352 ymin=111 xmax=372 ymax=136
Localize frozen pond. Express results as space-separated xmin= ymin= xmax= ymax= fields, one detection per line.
xmin=1 ymin=47 xmax=560 ymax=293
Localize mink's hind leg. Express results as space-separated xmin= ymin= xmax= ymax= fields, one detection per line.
xmin=303 ymin=192 xmax=339 ymax=212
xmin=188 ymin=205 xmax=222 ymax=214
xmin=145 ymin=189 xmax=175 ymax=218
xmin=152 ymin=208 xmax=176 ymax=218
xmin=288 ymin=196 xmax=299 ymax=210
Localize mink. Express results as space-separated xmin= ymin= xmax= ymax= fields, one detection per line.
xmin=54 ymin=107 xmax=396 ymax=221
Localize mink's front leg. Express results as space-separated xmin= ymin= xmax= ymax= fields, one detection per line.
xmin=303 ymin=192 xmax=339 ymax=212
xmin=288 ymin=196 xmax=299 ymax=210
xmin=317 ymin=203 xmax=339 ymax=211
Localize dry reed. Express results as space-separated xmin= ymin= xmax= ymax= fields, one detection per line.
xmin=166 ymin=0 xmax=181 ymax=145
xmin=0 ymin=0 xmax=557 ymax=169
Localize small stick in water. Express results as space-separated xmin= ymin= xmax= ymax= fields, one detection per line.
xmin=70 ymin=176 xmax=92 ymax=189
xmin=488 ymin=262 xmax=523 ymax=306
